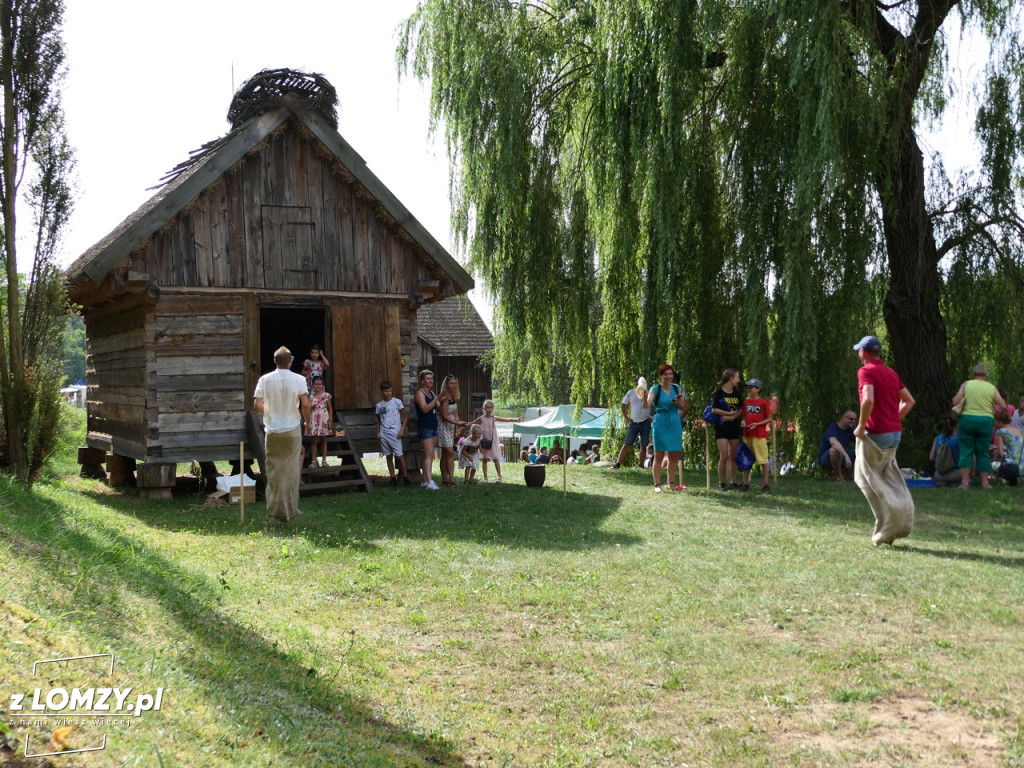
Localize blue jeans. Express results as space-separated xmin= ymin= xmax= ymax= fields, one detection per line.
xmin=622 ymin=419 xmax=651 ymax=449
xmin=865 ymin=431 xmax=901 ymax=451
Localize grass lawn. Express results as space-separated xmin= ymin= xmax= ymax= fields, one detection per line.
xmin=2 ymin=409 xmax=1022 ymax=767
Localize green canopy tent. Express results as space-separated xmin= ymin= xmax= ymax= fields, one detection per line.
xmin=513 ymin=405 xmax=604 ymax=493
xmin=569 ymin=409 xmax=608 ymax=440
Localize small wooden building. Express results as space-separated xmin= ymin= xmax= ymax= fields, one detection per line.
xmin=66 ymin=70 xmax=473 ymax=497
xmin=416 ymin=296 xmax=494 ymax=421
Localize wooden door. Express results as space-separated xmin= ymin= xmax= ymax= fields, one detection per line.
xmin=332 ymin=303 xmax=402 ymax=409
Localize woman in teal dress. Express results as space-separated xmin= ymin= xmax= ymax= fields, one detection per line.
xmin=643 ymin=364 xmax=690 ymax=492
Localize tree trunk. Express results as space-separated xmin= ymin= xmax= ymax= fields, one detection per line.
xmin=878 ymin=128 xmax=953 ymax=462
xmin=0 ymin=1 xmax=28 ymax=483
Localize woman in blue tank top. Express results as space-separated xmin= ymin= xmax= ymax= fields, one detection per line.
xmin=415 ymin=370 xmax=441 ymax=490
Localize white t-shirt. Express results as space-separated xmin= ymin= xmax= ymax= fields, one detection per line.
xmin=1012 ymin=406 xmax=1024 ymax=432
xmin=621 ymin=388 xmax=651 ymax=423
xmin=254 ymin=368 xmax=308 ymax=433
xmin=376 ymin=397 xmax=405 ymax=436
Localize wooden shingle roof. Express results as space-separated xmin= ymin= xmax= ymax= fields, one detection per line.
xmin=66 ymin=106 xmax=473 ymax=297
xmin=418 ymin=296 xmax=494 ymax=356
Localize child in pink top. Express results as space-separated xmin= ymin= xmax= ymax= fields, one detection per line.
xmin=473 ymin=399 xmax=519 ymax=482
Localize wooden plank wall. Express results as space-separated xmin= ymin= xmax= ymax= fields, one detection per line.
xmin=151 ymin=295 xmax=248 ymax=462
xmin=84 ymin=302 xmax=149 ymax=458
xmin=130 ymin=124 xmax=430 ymax=297
xmin=332 ymin=302 xmax=403 ymax=409
xmin=420 ymin=354 xmax=493 ymax=424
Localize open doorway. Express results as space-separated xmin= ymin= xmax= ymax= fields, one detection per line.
xmin=258 ymin=307 xmax=329 ymax=387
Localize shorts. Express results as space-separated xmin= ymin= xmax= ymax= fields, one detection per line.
xmin=714 ymin=421 xmax=742 ymax=441
xmin=623 ymin=419 xmax=652 ymax=449
xmin=380 ymin=432 xmax=403 ymax=457
xmin=743 ymin=436 xmax=768 ymax=466
xmin=818 ymin=447 xmax=853 ymax=468
xmin=417 ymin=426 xmax=438 ymax=441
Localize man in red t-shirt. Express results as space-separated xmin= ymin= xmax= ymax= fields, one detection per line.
xmin=853 ymin=336 xmax=914 ymax=447
xmin=852 ymin=335 xmax=916 ymax=546
xmin=741 ymin=378 xmax=771 ymax=491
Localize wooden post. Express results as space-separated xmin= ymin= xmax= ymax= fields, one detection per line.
xmin=562 ymin=431 xmax=567 ymax=497
xmin=138 ymin=463 xmax=176 ymax=500
xmin=770 ymin=396 xmax=780 ymax=485
xmin=239 ymin=441 xmax=245 ymax=524
xmin=705 ymin=424 xmax=711 ymax=489
xmin=771 ymin=419 xmax=777 ymax=485
xmin=78 ymin=446 xmax=107 ymax=480
xmin=105 ymin=453 xmax=136 ymax=487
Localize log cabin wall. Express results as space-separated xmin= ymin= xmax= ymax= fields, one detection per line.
xmin=83 ymin=302 xmax=148 ymax=459
xmin=416 ymin=353 xmax=492 ymax=423
xmin=151 ymin=295 xmax=247 ymax=463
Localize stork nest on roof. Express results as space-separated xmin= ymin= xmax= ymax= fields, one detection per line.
xmin=227 ymin=68 xmax=338 ymax=130
xmin=154 ymin=68 xmax=340 ymax=188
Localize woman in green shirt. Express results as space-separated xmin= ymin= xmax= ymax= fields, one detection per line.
xmin=952 ymin=363 xmax=1007 ymax=488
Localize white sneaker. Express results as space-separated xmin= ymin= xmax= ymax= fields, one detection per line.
xmin=495 ymin=477 xmax=503 ymax=483
xmin=426 ymin=481 xmax=439 ymax=490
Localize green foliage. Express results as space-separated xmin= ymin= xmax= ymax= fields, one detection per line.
xmin=60 ymin=312 xmax=85 ymax=384
xmin=401 ymin=1 xmax=1024 ymax=463
xmin=0 ymin=0 xmax=75 ymax=485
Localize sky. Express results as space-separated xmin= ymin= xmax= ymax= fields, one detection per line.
xmin=58 ymin=0 xmax=489 ymax=323
xmin=57 ymin=3 xmax=985 ymax=336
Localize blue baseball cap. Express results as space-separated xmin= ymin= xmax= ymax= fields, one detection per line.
xmin=746 ymin=378 xmax=763 ymax=389
xmin=853 ymin=335 xmax=882 ymax=354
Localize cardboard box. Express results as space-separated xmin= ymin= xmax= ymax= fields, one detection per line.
xmin=228 ymin=485 xmax=256 ymax=504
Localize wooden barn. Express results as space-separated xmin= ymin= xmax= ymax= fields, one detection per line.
xmin=416 ymin=296 xmax=494 ymax=421
xmin=65 ymin=70 xmax=473 ymax=498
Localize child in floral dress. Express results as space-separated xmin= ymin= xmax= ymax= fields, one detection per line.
xmin=458 ymin=424 xmax=484 ymax=483
xmin=301 ymin=344 xmax=331 ymax=394
xmin=306 ymin=376 xmax=333 ymax=468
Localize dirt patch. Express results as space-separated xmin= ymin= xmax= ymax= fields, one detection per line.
xmin=775 ymin=695 xmax=1007 ymax=767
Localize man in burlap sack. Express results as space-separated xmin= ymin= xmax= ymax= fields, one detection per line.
xmin=253 ymin=346 xmax=312 ymax=522
xmin=852 ymin=336 xmax=916 ymax=546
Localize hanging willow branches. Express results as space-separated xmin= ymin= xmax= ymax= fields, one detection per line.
xmin=400 ymin=0 xmax=1024 ymax=461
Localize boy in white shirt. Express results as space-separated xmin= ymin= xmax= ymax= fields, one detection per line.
xmin=375 ymin=380 xmax=410 ymax=486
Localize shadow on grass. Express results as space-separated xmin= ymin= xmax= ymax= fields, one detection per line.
xmin=604 ymin=469 xmax=1024 ymax=556
xmin=1 ymin=488 xmax=464 ymax=767
xmin=897 ymin=544 xmax=1024 ymax=568
xmin=74 ymin=477 xmax=640 ymax=552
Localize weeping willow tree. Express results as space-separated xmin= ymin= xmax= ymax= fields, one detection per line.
xmin=400 ymin=0 xmax=1024 ymax=462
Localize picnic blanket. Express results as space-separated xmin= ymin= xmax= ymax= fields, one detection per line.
xmin=854 ymin=436 xmax=915 ymax=546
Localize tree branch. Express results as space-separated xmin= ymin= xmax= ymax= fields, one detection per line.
xmin=936 ymin=212 xmax=1024 ymax=260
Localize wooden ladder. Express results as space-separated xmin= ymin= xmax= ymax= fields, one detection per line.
xmin=247 ymin=410 xmax=373 ymax=495
xmin=334 ymin=409 xmax=424 ymax=485
xmin=300 ymin=428 xmax=374 ymax=495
